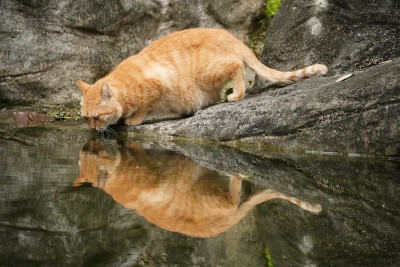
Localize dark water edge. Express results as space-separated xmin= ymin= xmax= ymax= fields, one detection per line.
xmin=0 ymin=120 xmax=399 ymax=267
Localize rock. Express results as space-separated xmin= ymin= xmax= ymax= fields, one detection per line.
xmin=207 ymin=0 xmax=264 ymax=41
xmin=130 ymin=59 xmax=400 ymax=157
xmin=0 ymin=0 xmax=263 ymax=105
xmin=12 ymin=111 xmax=55 ymax=125
xmin=260 ymin=0 xmax=400 ymax=74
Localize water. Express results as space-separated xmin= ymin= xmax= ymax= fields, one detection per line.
xmin=0 ymin=121 xmax=399 ymax=267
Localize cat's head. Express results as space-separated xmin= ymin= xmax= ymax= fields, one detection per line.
xmin=73 ymin=140 xmax=121 ymax=188
xmin=76 ymin=80 xmax=123 ymax=130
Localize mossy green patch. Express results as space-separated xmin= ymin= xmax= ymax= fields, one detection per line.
xmin=264 ymin=247 xmax=274 ymax=267
xmin=265 ymin=0 xmax=281 ymax=18
xmin=36 ymin=103 xmax=81 ymax=120
xmin=247 ymin=0 xmax=282 ymax=57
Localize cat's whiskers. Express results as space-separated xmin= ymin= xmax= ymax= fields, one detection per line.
xmin=106 ymin=127 xmax=119 ymax=139
xmin=99 ymin=126 xmax=119 ymax=140
xmin=79 ymin=124 xmax=91 ymax=133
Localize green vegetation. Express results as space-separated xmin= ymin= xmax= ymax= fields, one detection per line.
xmin=265 ymin=0 xmax=281 ymax=18
xmin=219 ymin=88 xmax=233 ymax=103
xmin=248 ymin=0 xmax=282 ymax=57
xmin=37 ymin=104 xmax=81 ymax=120
xmin=264 ymin=247 xmax=274 ymax=267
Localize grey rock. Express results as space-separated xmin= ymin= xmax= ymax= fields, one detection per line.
xmin=0 ymin=0 xmax=263 ymax=104
xmin=131 ymin=59 xmax=400 ymax=157
xmin=207 ymin=0 xmax=263 ymax=41
xmin=260 ymin=0 xmax=400 ymax=74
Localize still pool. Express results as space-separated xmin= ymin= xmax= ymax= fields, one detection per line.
xmin=0 ymin=121 xmax=399 ymax=267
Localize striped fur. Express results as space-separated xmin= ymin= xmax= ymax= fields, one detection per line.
xmin=77 ymin=28 xmax=328 ymax=129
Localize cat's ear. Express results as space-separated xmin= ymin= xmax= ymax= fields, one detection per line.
xmin=76 ymin=80 xmax=91 ymax=94
xmin=101 ymin=83 xmax=112 ymax=102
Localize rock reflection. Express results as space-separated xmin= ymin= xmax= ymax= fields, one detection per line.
xmin=74 ymin=140 xmax=322 ymax=238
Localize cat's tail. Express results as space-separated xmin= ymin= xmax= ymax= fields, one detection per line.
xmin=234 ymin=189 xmax=322 ymax=224
xmin=240 ymin=189 xmax=322 ymax=213
xmin=242 ymin=48 xmax=328 ymax=85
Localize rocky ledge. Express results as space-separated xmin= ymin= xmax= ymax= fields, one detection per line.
xmin=130 ymin=59 xmax=400 ymax=157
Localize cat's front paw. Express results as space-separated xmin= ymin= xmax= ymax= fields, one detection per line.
xmin=125 ymin=116 xmax=144 ymax=126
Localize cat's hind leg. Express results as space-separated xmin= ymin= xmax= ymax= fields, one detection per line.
xmin=228 ymin=174 xmax=243 ymax=205
xmin=227 ymin=63 xmax=246 ymax=102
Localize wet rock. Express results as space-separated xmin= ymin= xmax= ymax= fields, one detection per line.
xmin=259 ymin=0 xmax=400 ymax=74
xmin=12 ymin=111 xmax=55 ymax=125
xmin=0 ymin=0 xmax=263 ymax=105
xmin=131 ymin=59 xmax=400 ymax=157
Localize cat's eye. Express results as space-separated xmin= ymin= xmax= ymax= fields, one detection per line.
xmin=93 ymin=115 xmax=100 ymax=121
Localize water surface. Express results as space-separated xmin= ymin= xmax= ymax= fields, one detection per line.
xmin=0 ymin=122 xmax=399 ymax=267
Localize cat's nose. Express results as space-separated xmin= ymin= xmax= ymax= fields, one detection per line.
xmin=89 ymin=120 xmax=96 ymax=129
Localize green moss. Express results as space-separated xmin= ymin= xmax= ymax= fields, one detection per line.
xmin=247 ymin=0 xmax=281 ymax=57
xmin=36 ymin=103 xmax=81 ymax=120
xmin=265 ymin=0 xmax=281 ymax=18
xmin=265 ymin=247 xmax=274 ymax=267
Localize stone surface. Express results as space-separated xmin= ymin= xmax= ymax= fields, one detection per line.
xmin=260 ymin=0 xmax=400 ymax=74
xmin=0 ymin=0 xmax=263 ymax=104
xmin=131 ymin=59 xmax=400 ymax=157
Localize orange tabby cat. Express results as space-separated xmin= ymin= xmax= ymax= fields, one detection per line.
xmin=76 ymin=28 xmax=328 ymax=130
xmin=74 ymin=140 xmax=322 ymax=238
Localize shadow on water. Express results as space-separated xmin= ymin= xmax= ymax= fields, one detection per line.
xmin=0 ymin=122 xmax=400 ymax=267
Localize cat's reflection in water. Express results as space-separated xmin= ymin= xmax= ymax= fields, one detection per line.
xmin=74 ymin=140 xmax=322 ymax=238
